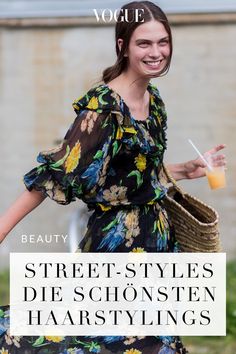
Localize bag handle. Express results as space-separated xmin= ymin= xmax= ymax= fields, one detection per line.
xmin=162 ymin=163 xmax=186 ymax=196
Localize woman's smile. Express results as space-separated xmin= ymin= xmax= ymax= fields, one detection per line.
xmin=142 ymin=59 xmax=164 ymax=69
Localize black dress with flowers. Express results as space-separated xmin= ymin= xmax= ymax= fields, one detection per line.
xmin=0 ymin=83 xmax=187 ymax=353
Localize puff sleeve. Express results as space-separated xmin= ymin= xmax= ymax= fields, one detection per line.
xmin=23 ymin=109 xmax=117 ymax=205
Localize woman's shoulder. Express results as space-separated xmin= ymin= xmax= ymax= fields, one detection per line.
xmin=72 ymin=83 xmax=121 ymax=116
xmin=148 ymin=82 xmax=164 ymax=103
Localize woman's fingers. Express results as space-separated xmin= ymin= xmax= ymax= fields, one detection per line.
xmin=212 ymin=154 xmax=226 ymax=166
xmin=206 ymin=144 xmax=226 ymax=155
xmin=213 ymin=159 xmax=227 ymax=167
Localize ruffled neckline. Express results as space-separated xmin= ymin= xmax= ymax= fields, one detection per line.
xmin=72 ymin=81 xmax=163 ymax=126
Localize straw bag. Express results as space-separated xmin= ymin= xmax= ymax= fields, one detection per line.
xmin=160 ymin=164 xmax=221 ymax=252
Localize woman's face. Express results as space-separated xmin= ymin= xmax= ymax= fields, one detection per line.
xmin=119 ymin=20 xmax=171 ymax=78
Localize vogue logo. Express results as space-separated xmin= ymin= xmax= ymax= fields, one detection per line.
xmin=93 ymin=8 xmax=145 ymax=23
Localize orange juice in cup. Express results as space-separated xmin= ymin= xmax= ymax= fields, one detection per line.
xmin=205 ymin=155 xmax=226 ymax=190
xmin=188 ymin=139 xmax=226 ymax=190
xmin=205 ymin=166 xmax=226 ymax=190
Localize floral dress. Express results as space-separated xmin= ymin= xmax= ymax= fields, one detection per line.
xmin=0 ymin=83 xmax=188 ymax=354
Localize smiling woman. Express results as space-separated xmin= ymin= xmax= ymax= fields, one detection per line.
xmin=102 ymin=2 xmax=173 ymax=85
xmin=120 ymin=21 xmax=171 ymax=78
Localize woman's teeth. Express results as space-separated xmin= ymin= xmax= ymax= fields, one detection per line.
xmin=144 ymin=60 xmax=161 ymax=67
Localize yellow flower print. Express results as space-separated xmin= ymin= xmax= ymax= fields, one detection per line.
xmin=134 ymin=154 xmax=146 ymax=172
xmin=98 ymin=203 xmax=112 ymax=211
xmin=150 ymin=94 xmax=155 ymax=106
xmin=147 ymin=199 xmax=155 ymax=205
xmin=86 ymin=96 xmax=99 ymax=110
xmin=72 ymin=95 xmax=83 ymax=111
xmin=124 ymin=127 xmax=137 ymax=134
xmin=131 ymin=247 xmax=146 ymax=253
xmin=45 ymin=336 xmax=64 ymax=343
xmin=116 ymin=126 xmax=123 ymax=140
xmin=123 ymin=349 xmax=142 ymax=354
xmin=65 ymin=140 xmax=81 ymax=173
xmin=156 ymin=114 xmax=162 ymax=125
xmin=116 ymin=126 xmax=137 ymax=140
xmin=0 ymin=348 xmax=9 ymax=354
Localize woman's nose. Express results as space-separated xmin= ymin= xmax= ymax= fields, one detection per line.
xmin=149 ymin=44 xmax=161 ymax=58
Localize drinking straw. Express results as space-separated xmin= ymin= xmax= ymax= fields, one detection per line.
xmin=188 ymin=139 xmax=213 ymax=171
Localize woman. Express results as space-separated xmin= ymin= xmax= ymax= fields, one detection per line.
xmin=0 ymin=1 xmax=226 ymax=353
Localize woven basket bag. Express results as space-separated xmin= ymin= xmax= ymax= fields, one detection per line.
xmin=160 ymin=164 xmax=221 ymax=252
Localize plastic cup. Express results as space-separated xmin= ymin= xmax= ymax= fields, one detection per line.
xmin=205 ymin=154 xmax=226 ymax=190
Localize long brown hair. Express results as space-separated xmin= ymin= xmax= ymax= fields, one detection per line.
xmin=101 ymin=1 xmax=173 ymax=84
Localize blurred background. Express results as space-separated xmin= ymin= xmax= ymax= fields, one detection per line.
xmin=0 ymin=1 xmax=236 ymax=352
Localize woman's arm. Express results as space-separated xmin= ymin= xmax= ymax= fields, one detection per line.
xmin=0 ymin=189 xmax=46 ymax=244
xmin=167 ymin=144 xmax=226 ymax=181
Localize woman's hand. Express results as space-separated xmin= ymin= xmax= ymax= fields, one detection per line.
xmin=184 ymin=144 xmax=226 ymax=179
xmin=167 ymin=144 xmax=226 ymax=181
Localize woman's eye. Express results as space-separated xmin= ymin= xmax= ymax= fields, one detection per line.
xmin=160 ymin=40 xmax=169 ymax=46
xmin=138 ymin=42 xmax=149 ymax=48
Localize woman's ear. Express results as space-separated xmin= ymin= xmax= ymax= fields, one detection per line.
xmin=117 ymin=38 xmax=128 ymax=57
xmin=117 ymin=38 xmax=123 ymax=52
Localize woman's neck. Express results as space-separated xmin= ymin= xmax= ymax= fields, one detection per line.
xmin=107 ymin=72 xmax=150 ymax=108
